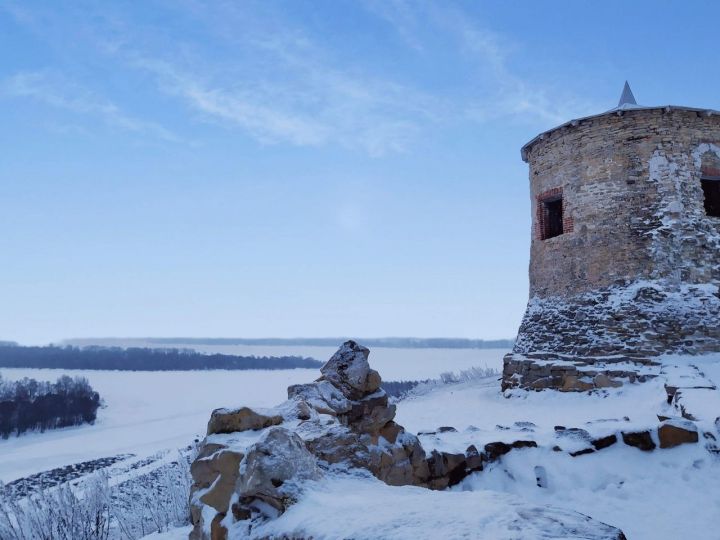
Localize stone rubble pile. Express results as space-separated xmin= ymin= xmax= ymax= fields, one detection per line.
xmin=190 ymin=341 xmax=586 ymax=539
xmin=185 ymin=341 xmax=708 ymax=539
xmin=189 ymin=341 xmax=499 ymax=540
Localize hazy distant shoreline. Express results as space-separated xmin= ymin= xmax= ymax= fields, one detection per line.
xmin=0 ymin=344 xmax=321 ymax=371
xmin=63 ymin=337 xmax=515 ymax=350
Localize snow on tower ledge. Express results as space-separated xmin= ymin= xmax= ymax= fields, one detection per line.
xmin=505 ymin=85 xmax=720 ymax=391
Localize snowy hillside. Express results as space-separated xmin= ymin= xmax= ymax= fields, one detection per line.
xmin=3 ymin=348 xmax=719 ymax=539
xmin=395 ymin=364 xmax=720 ymax=539
xmin=173 ymin=349 xmax=719 ymax=540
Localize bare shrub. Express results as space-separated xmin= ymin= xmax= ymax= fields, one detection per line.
xmin=113 ymin=452 xmax=193 ymax=539
xmin=0 ymin=449 xmax=195 ymax=540
xmin=0 ymin=474 xmax=111 ymax=540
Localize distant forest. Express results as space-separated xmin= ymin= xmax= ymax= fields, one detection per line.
xmin=0 ymin=375 xmax=101 ymax=438
xmin=66 ymin=337 xmax=515 ymax=349
xmin=0 ymin=344 xmax=322 ymax=371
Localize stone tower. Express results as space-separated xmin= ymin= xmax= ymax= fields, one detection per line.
xmin=503 ymin=83 xmax=720 ymax=391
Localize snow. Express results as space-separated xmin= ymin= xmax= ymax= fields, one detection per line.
xmin=463 ymin=443 xmax=720 ymax=540
xmin=7 ymin=347 xmax=720 ymax=540
xmin=693 ymin=355 xmax=720 ymax=389
xmin=0 ymin=368 xmax=316 ymax=482
xmin=243 ymin=473 xmax=623 ymax=540
xmin=396 ymin=375 xmax=670 ymax=454
xmin=139 ymin=526 xmax=192 ymax=539
xmin=217 ymin=351 xmax=719 ymax=540
xmin=0 ymin=348 xmax=506 ymax=483
xmin=216 ymin=351 xmax=720 ymax=540
xmin=393 ymin=352 xmax=720 ymax=540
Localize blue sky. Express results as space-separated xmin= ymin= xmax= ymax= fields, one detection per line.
xmin=2 ymin=1 xmax=719 ymax=345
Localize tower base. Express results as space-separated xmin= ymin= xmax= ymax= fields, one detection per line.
xmin=504 ymin=280 xmax=720 ymax=391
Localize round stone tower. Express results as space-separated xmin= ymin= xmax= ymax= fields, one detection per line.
xmin=503 ymin=83 xmax=720 ymax=391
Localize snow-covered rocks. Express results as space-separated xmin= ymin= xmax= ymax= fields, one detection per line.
xmin=206 ymin=407 xmax=283 ymax=435
xmin=179 ymin=345 xmax=720 ymax=539
xmin=190 ymin=341 xmax=636 ymax=540
xmin=484 ymin=440 xmax=537 ymax=461
xmin=190 ymin=341 xmax=437 ymax=539
xmin=190 ymin=447 xmax=244 ymax=517
xmin=287 ymin=379 xmax=352 ymax=416
xmin=233 ymin=427 xmax=321 ymax=517
xmin=661 ymin=360 xmax=720 ymax=425
xmin=319 ymin=340 xmax=382 ymax=399
xmin=620 ymin=430 xmax=656 ymax=451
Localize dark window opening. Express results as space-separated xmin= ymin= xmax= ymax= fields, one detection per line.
xmin=542 ymin=197 xmax=564 ymax=239
xmin=702 ymin=178 xmax=720 ymax=217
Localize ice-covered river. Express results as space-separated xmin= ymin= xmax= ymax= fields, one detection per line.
xmin=0 ymin=347 xmax=507 ymax=482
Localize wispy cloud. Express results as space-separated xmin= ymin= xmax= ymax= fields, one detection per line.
xmin=2 ymin=1 xmax=598 ymax=154
xmin=364 ymin=1 xmax=598 ymax=126
xmin=1 ymin=71 xmax=180 ymax=142
xmin=440 ymin=10 xmax=584 ymax=125
xmin=130 ymin=57 xmax=330 ymax=147
xmin=124 ymin=42 xmax=444 ymax=156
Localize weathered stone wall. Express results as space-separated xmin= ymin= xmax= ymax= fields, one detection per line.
xmin=525 ymin=108 xmax=720 ymax=298
xmin=513 ymin=280 xmax=720 ymax=356
xmin=506 ymin=108 xmax=720 ymax=389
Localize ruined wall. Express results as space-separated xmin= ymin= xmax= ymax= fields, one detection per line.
xmin=505 ymin=109 xmax=720 ymax=389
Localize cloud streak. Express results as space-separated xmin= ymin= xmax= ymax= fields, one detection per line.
xmin=123 ymin=32 xmax=446 ymax=156
xmin=2 ymin=1 xmax=597 ymax=154
xmin=365 ymin=1 xmax=599 ymax=126
xmin=1 ymin=71 xmax=180 ymax=142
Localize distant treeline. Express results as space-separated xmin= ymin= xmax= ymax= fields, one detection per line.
xmin=0 ymin=345 xmax=322 ymax=371
xmin=0 ymin=375 xmax=101 ymax=438
xmin=66 ymin=337 xmax=515 ymax=349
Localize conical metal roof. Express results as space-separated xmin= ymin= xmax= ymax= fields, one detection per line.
xmin=618 ymin=81 xmax=637 ymax=107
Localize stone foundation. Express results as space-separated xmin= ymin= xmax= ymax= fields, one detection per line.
xmin=516 ymin=281 xmax=720 ymax=358
xmin=504 ymin=280 xmax=720 ymax=391
xmin=502 ymin=353 xmax=659 ymax=392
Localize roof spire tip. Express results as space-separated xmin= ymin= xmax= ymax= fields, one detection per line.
xmin=618 ymin=81 xmax=637 ymax=107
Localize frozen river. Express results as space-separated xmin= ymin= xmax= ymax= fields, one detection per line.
xmin=0 ymin=346 xmax=507 ymax=482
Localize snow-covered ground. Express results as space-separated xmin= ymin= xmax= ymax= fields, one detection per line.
xmin=0 ymin=369 xmax=314 ymax=483
xmin=396 ymin=377 xmax=668 ymax=453
xmin=396 ymin=368 xmax=720 ymax=540
xmin=6 ymin=348 xmax=720 ymax=539
xmin=247 ymin=473 xmax=626 ymax=540
xmin=155 ymin=352 xmax=720 ymax=540
xmin=0 ymin=347 xmax=506 ymax=483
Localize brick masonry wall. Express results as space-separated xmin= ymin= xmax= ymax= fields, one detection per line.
xmin=506 ymin=108 xmax=720 ymax=389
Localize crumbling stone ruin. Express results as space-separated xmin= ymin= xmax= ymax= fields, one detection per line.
xmin=190 ymin=341 xmax=465 ymax=539
xmin=504 ymin=83 xmax=720 ymax=391
xmin=188 ymin=341 xmax=630 ymax=540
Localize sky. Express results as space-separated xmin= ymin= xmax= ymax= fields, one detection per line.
xmin=2 ymin=1 xmax=720 ymax=345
